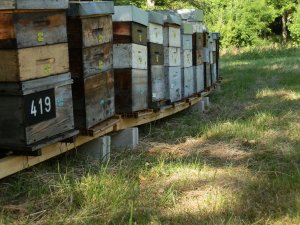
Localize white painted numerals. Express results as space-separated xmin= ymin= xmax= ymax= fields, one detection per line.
xmin=31 ymin=96 xmax=52 ymax=117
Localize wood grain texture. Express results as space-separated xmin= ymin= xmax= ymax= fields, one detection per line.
xmin=193 ymin=49 xmax=204 ymax=66
xmin=149 ymin=65 xmax=166 ymax=103
xmin=0 ymin=0 xmax=69 ymax=9
xmin=194 ymin=65 xmax=205 ymax=93
xmin=181 ymin=49 xmax=193 ymax=68
xmin=72 ymin=70 xmax=115 ymax=130
xmin=163 ymin=26 xmax=181 ymax=47
xmin=148 ymin=43 xmax=164 ymax=66
xmin=0 ymin=10 xmax=67 ymax=49
xmin=69 ymin=43 xmax=113 ymax=78
xmin=204 ymin=63 xmax=212 ymax=88
xmin=182 ymin=66 xmax=195 ymax=98
xmin=164 ymin=47 xmax=181 ymax=67
xmin=0 ymin=74 xmax=74 ymax=151
xmin=193 ymin=32 xmax=204 ymax=50
xmin=0 ymin=43 xmax=69 ymax=82
xmin=165 ymin=66 xmax=182 ymax=102
xmin=68 ymin=15 xmax=112 ymax=49
xmin=113 ymin=22 xmax=147 ymax=46
xmin=0 ymin=0 xmax=15 ymax=9
xmin=114 ymin=69 xmax=148 ymax=113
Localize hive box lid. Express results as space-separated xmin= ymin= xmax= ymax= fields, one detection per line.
xmin=154 ymin=10 xmax=182 ymax=26
xmin=113 ymin=5 xmax=148 ymax=26
xmin=0 ymin=73 xmax=72 ymax=95
xmin=68 ymin=1 xmax=114 ymax=17
xmin=0 ymin=0 xmax=69 ymax=10
xmin=176 ymin=9 xmax=204 ymax=22
xmin=181 ymin=23 xmax=193 ymax=34
xmin=148 ymin=11 xmax=164 ymax=25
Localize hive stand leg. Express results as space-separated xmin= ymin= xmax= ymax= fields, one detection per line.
xmin=77 ymin=136 xmax=111 ymax=162
xmin=111 ymin=128 xmax=139 ymax=150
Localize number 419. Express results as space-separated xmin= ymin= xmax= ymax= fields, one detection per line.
xmin=31 ymin=97 xmax=51 ymax=117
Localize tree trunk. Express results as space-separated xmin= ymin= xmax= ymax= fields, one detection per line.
xmin=282 ymin=11 xmax=288 ymax=44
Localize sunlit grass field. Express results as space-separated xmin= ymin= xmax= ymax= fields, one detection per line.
xmin=1 ymin=47 xmax=300 ymax=224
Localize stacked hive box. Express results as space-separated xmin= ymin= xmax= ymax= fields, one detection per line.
xmin=0 ymin=0 xmax=76 ymax=155
xmin=147 ymin=11 xmax=166 ymax=109
xmin=177 ymin=9 xmax=206 ymax=93
xmin=67 ymin=1 xmax=115 ymax=132
xmin=113 ymin=6 xmax=148 ymax=113
xmin=209 ymin=32 xmax=221 ymax=85
xmin=157 ymin=11 xmax=182 ymax=103
xmin=180 ymin=22 xmax=195 ymax=98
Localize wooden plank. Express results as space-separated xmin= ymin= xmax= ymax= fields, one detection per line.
xmin=0 ymin=0 xmax=14 ymax=9
xmin=113 ymin=22 xmax=147 ymax=45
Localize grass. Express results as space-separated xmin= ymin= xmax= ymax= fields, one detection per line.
xmin=1 ymin=46 xmax=300 ymax=224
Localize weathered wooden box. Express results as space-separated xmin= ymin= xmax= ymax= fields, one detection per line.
xmin=194 ymin=65 xmax=205 ymax=93
xmin=0 ymin=0 xmax=69 ymax=10
xmin=181 ymin=49 xmax=193 ymax=68
xmin=113 ymin=22 xmax=147 ymax=46
xmin=69 ymin=42 xmax=113 ymax=78
xmin=0 ymin=43 xmax=69 ymax=82
xmin=193 ymin=49 xmax=204 ymax=65
xmin=0 ymin=10 xmax=67 ymax=49
xmin=113 ymin=5 xmax=148 ymax=27
xmin=165 ymin=66 xmax=182 ymax=102
xmin=148 ymin=11 xmax=164 ymax=44
xmin=182 ymin=34 xmax=193 ymax=50
xmin=203 ymin=47 xmax=210 ymax=63
xmin=114 ymin=69 xmax=148 ymax=113
xmin=67 ymin=15 xmax=113 ymax=48
xmin=113 ymin=43 xmax=147 ymax=69
xmin=182 ymin=66 xmax=195 ymax=98
xmin=164 ymin=47 xmax=181 ymax=67
xmin=163 ymin=26 xmax=181 ymax=47
xmin=148 ymin=43 xmax=164 ymax=65
xmin=149 ymin=65 xmax=167 ymax=103
xmin=205 ymin=64 xmax=212 ymax=88
xmin=72 ymin=70 xmax=115 ymax=130
xmin=68 ymin=1 xmax=114 ymax=18
xmin=193 ymin=32 xmax=204 ymax=50
xmin=0 ymin=73 xmax=75 ymax=153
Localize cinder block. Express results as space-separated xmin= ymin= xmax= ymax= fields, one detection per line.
xmin=190 ymin=100 xmax=205 ymax=113
xmin=204 ymin=96 xmax=210 ymax=108
xmin=78 ymin=136 xmax=111 ymax=162
xmin=111 ymin=127 xmax=139 ymax=150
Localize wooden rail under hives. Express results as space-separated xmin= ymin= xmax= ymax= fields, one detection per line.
xmin=0 ymin=85 xmax=218 ymax=180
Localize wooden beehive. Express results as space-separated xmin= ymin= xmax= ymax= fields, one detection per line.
xmin=114 ymin=69 xmax=148 ymax=113
xmin=181 ymin=49 xmax=193 ymax=68
xmin=164 ymin=47 xmax=181 ymax=67
xmin=204 ymin=63 xmax=212 ymax=88
xmin=67 ymin=15 xmax=113 ymax=48
xmin=113 ymin=43 xmax=147 ymax=69
xmin=148 ymin=43 xmax=164 ymax=65
xmin=0 ymin=73 xmax=76 ymax=154
xmin=163 ymin=26 xmax=181 ymax=47
xmin=0 ymin=43 xmax=69 ymax=82
xmin=148 ymin=11 xmax=164 ymax=45
xmin=72 ymin=70 xmax=115 ymax=130
xmin=113 ymin=22 xmax=147 ymax=46
xmin=182 ymin=34 xmax=193 ymax=50
xmin=165 ymin=66 xmax=182 ymax=102
xmin=0 ymin=10 xmax=67 ymax=49
xmin=194 ymin=65 xmax=205 ymax=93
xmin=149 ymin=65 xmax=166 ymax=104
xmin=69 ymin=42 xmax=113 ymax=78
xmin=182 ymin=67 xmax=195 ymax=98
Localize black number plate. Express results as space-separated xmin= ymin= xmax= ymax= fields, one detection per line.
xmin=24 ymin=89 xmax=56 ymax=126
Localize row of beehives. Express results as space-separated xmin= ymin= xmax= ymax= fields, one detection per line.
xmin=0 ymin=0 xmax=220 ymax=156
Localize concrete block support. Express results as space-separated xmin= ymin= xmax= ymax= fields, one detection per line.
xmin=204 ymin=97 xmax=210 ymax=108
xmin=190 ymin=100 xmax=205 ymax=113
xmin=111 ymin=127 xmax=139 ymax=150
xmin=78 ymin=136 xmax=111 ymax=162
